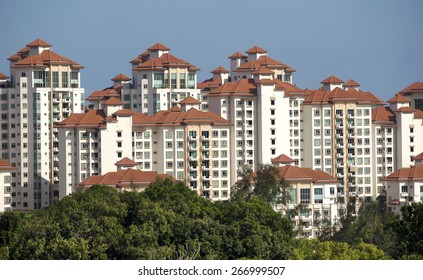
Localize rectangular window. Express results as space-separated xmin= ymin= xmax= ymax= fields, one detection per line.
xmin=171 ymin=73 xmax=177 ymax=88
xmin=179 ymin=73 xmax=186 ymax=89
xmin=153 ymin=73 xmax=164 ymax=88
xmin=52 ymin=72 xmax=59 ymax=87
xmin=300 ymin=189 xmax=310 ymax=204
xmin=62 ymin=72 xmax=68 ymax=87
xmin=71 ymin=72 xmax=78 ymax=87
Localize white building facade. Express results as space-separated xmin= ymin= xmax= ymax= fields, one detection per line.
xmin=0 ymin=39 xmax=84 ymax=210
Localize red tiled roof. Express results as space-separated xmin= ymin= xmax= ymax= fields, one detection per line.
xmin=7 ymin=54 xmax=21 ymax=61
xmin=344 ymin=79 xmax=360 ymax=87
xmin=372 ymin=107 xmax=396 ymax=124
xmin=148 ymin=107 xmax=231 ymax=127
xmin=86 ymin=88 xmax=120 ymax=101
xmin=387 ymin=94 xmax=411 ymax=103
xmin=412 ymin=152 xmax=423 ymax=162
xmin=135 ymin=53 xmax=199 ymax=71
xmin=114 ymin=109 xmax=134 ymax=117
xmin=56 ymin=110 xmax=108 ymax=128
xmin=101 ymin=97 xmax=123 ymax=106
xmin=12 ymin=50 xmax=83 ymax=69
xmin=228 ymin=52 xmax=247 ymax=59
xmin=246 ymin=45 xmax=267 ymax=54
xmin=278 ymin=165 xmax=338 ymax=184
xmin=251 ymin=66 xmax=274 ymax=75
xmin=209 ymin=78 xmax=257 ymax=96
xmin=79 ymin=168 xmax=172 ymax=189
xmin=303 ymin=88 xmax=384 ymax=105
xmin=211 ymin=66 xmax=229 ymax=74
xmin=0 ymin=73 xmax=8 ymax=80
xmin=398 ymin=82 xmax=423 ymax=95
xmin=197 ymin=76 xmax=225 ymax=90
xmin=179 ymin=96 xmax=201 ymax=105
xmin=115 ymin=157 xmax=137 ymax=167
xmin=385 ymin=165 xmax=423 ymax=181
xmin=26 ymin=38 xmax=52 ymax=47
xmin=321 ymin=75 xmax=344 ymax=84
xmin=271 ymin=154 xmax=294 ymax=164
xmin=0 ymin=159 xmax=15 ymax=171
xmin=111 ymin=74 xmax=131 ymax=81
xmin=147 ymin=43 xmax=171 ymax=51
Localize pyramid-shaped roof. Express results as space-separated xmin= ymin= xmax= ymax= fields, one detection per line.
xmin=246 ymin=45 xmax=267 ymax=54
xmin=26 ymin=38 xmax=52 ymax=47
xmin=321 ymin=75 xmax=344 ymax=84
xmin=211 ymin=66 xmax=229 ymax=74
xmin=115 ymin=157 xmax=137 ymax=166
xmin=387 ymin=94 xmax=411 ymax=103
xmin=271 ymin=154 xmax=295 ymax=164
xmin=111 ymin=74 xmax=131 ymax=81
xmin=147 ymin=43 xmax=171 ymax=51
xmin=179 ymin=96 xmax=201 ymax=105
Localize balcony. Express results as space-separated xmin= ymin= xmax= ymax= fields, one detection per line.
xmin=202 ymin=146 xmax=210 ymax=150
xmin=189 ymin=145 xmax=197 ymax=151
xmin=337 ymin=163 xmax=344 ymax=168
xmin=202 ymin=176 xmax=210 ymax=181
xmin=188 ymin=136 xmax=196 ymax=141
xmin=348 ymin=133 xmax=355 ymax=138
xmin=189 ymin=156 xmax=196 ymax=161
xmin=347 ymin=124 xmax=355 ymax=129
xmin=336 ymin=144 xmax=343 ymax=148
xmin=336 ymin=153 xmax=344 ymax=158
xmin=336 ymin=124 xmax=343 ymax=129
xmin=401 ymin=192 xmax=408 ymax=197
xmin=189 ymin=165 xmax=197 ymax=171
xmin=189 ymin=176 xmax=197 ymax=181
xmin=336 ymin=134 xmax=343 ymax=138
xmin=347 ymin=143 xmax=355 ymax=148
xmin=336 ymin=114 xmax=343 ymax=119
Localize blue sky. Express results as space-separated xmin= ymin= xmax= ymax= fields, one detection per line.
xmin=0 ymin=0 xmax=422 ymax=101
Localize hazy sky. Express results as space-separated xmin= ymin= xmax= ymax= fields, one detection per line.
xmin=0 ymin=0 xmax=422 ymax=101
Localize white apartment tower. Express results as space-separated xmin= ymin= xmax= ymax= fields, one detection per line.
xmin=56 ymin=97 xmax=233 ymax=201
xmin=301 ymin=76 xmax=386 ymax=203
xmin=119 ymin=43 xmax=201 ymax=115
xmin=0 ymin=39 xmax=84 ymax=210
xmin=0 ymin=159 xmax=15 ymax=212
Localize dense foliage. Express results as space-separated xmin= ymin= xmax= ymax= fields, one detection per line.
xmin=2 ymin=177 xmax=416 ymax=260
xmin=0 ymin=179 xmax=295 ymax=260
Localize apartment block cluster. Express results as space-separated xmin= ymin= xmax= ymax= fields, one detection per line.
xmin=1 ymin=39 xmax=422 ymax=237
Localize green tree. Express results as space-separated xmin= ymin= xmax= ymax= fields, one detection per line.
xmin=231 ymin=164 xmax=291 ymax=207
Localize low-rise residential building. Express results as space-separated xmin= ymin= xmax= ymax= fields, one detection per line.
xmin=384 ymin=152 xmax=423 ymax=214
xmin=275 ymin=164 xmax=339 ymax=238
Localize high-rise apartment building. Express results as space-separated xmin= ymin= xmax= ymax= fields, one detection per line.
xmin=118 ymin=43 xmax=201 ymax=115
xmin=0 ymin=39 xmax=84 ymax=210
xmin=56 ymin=97 xmax=232 ymax=201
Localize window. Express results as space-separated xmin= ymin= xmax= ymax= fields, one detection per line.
xmin=300 ymin=189 xmax=310 ymax=204
xmin=401 ymin=185 xmax=408 ymax=193
xmin=62 ymin=72 xmax=68 ymax=87
xmin=270 ymin=109 xmax=275 ymax=115
xmin=52 ymin=72 xmax=59 ymax=87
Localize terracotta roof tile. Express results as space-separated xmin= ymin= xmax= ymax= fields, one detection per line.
xmin=13 ymin=49 xmax=83 ymax=69
xmin=115 ymin=157 xmax=137 ymax=166
xmin=111 ymin=74 xmax=131 ymax=81
xmin=387 ymin=94 xmax=411 ymax=103
xmin=321 ymin=75 xmax=344 ymax=84
xmin=209 ymin=78 xmax=257 ymax=96
xmin=398 ymin=82 xmax=423 ymax=95
xmin=278 ymin=165 xmax=338 ymax=183
xmin=257 ymin=56 xmax=294 ymax=70
xmin=246 ymin=45 xmax=267 ymax=54
xmin=303 ymin=88 xmax=384 ymax=105
xmin=101 ymin=97 xmax=123 ymax=106
xmin=0 ymin=159 xmax=15 ymax=171
xmin=147 ymin=43 xmax=171 ymax=51
xmin=7 ymin=54 xmax=21 ymax=61
xmin=385 ymin=165 xmax=423 ymax=181
xmin=372 ymin=107 xmax=396 ymax=124
xmin=0 ymin=73 xmax=8 ymax=80
xmin=136 ymin=52 xmax=199 ymax=71
xmin=251 ymin=66 xmax=274 ymax=75
xmin=228 ymin=52 xmax=247 ymax=59
xmin=26 ymin=38 xmax=52 ymax=47
xmin=344 ymin=79 xmax=360 ymax=87
xmin=211 ymin=66 xmax=229 ymax=74
xmin=86 ymin=88 xmax=120 ymax=101
xmin=412 ymin=152 xmax=423 ymax=162
xmin=79 ymin=168 xmax=172 ymax=189
xmin=148 ymin=107 xmax=231 ymax=126
xmin=113 ymin=109 xmax=134 ymax=116
xmin=56 ymin=110 xmax=107 ymax=128
xmin=197 ymin=76 xmax=224 ymax=90
xmin=179 ymin=96 xmax=201 ymax=105
xmin=271 ymin=154 xmax=294 ymax=163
